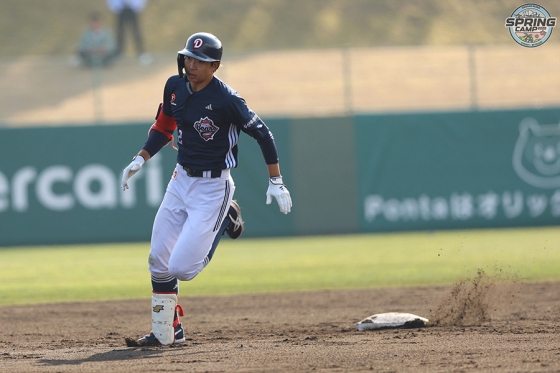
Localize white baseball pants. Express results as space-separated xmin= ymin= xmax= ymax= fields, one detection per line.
xmin=148 ymin=164 xmax=234 ymax=281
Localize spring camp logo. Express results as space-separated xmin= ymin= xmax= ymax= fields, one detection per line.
xmin=505 ymin=4 xmax=556 ymax=47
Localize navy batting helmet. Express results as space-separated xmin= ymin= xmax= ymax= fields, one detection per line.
xmin=177 ymin=32 xmax=223 ymax=77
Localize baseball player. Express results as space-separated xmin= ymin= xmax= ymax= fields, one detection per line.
xmin=121 ymin=32 xmax=292 ymax=346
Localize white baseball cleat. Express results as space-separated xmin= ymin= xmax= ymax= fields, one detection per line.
xmin=226 ymin=200 xmax=244 ymax=239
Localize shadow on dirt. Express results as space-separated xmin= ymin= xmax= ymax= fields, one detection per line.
xmin=39 ymin=348 xmax=163 ymax=366
xmin=37 ymin=344 xmax=225 ymax=366
xmin=38 ymin=345 xmax=228 ymax=366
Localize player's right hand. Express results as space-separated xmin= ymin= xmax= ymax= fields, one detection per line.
xmin=121 ymin=155 xmax=145 ymax=191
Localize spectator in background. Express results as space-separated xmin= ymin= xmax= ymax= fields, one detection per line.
xmin=74 ymin=12 xmax=117 ymax=68
xmin=106 ymin=0 xmax=153 ymax=65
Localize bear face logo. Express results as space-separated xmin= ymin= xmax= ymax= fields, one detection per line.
xmin=513 ymin=117 xmax=560 ymax=188
xmin=193 ymin=116 xmax=219 ymax=141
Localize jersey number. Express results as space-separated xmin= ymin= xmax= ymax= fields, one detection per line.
xmin=178 ymin=129 xmax=183 ymax=145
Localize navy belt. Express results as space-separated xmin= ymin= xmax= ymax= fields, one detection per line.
xmin=182 ymin=166 xmax=222 ymax=178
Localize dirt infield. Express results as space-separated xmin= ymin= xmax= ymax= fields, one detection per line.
xmin=1 ymin=280 xmax=559 ymax=372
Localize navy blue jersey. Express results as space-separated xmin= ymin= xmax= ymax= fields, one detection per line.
xmin=159 ymin=75 xmax=277 ymax=170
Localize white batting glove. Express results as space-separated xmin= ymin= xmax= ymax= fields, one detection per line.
xmin=266 ymin=176 xmax=292 ymax=214
xmin=121 ymin=155 xmax=145 ymax=191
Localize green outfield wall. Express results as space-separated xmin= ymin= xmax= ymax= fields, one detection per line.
xmin=1 ymin=107 xmax=560 ymax=246
xmin=356 ymin=109 xmax=560 ymax=232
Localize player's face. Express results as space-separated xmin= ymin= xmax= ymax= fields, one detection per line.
xmin=184 ymin=57 xmax=218 ymax=91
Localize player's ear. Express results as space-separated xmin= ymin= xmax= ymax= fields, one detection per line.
xmin=212 ymin=61 xmax=220 ymax=72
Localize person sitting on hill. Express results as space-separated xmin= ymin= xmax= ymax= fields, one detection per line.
xmin=75 ymin=12 xmax=117 ymax=68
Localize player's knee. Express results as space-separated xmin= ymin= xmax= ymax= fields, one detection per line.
xmin=169 ymin=264 xmax=202 ymax=281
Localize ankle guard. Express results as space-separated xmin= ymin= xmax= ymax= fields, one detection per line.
xmin=151 ymin=293 xmax=177 ymax=345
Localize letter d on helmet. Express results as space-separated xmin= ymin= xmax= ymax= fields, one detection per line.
xmin=177 ymin=32 xmax=223 ymax=77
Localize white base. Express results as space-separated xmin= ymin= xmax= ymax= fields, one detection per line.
xmin=356 ymin=312 xmax=429 ymax=331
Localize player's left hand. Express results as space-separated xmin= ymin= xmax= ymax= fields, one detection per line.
xmin=121 ymin=155 xmax=145 ymax=191
xmin=266 ymin=176 xmax=292 ymax=214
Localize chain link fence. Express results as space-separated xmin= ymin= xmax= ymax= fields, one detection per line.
xmin=1 ymin=43 xmax=559 ymax=127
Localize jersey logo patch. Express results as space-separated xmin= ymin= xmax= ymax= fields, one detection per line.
xmin=205 ymin=104 xmax=212 ymax=110
xmin=194 ymin=117 xmax=219 ymax=141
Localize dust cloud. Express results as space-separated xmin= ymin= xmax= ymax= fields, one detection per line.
xmin=430 ymin=268 xmax=521 ymax=327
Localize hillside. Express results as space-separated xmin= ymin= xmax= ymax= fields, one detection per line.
xmin=2 ymin=43 xmax=560 ymax=126
xmin=1 ymin=0 xmax=559 ymax=58
xmin=2 ymin=0 xmax=560 ymax=126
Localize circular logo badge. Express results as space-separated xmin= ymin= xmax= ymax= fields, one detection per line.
xmin=505 ymin=4 xmax=556 ymax=47
xmin=193 ymin=38 xmax=204 ymax=49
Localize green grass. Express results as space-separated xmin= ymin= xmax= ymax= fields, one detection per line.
xmin=1 ymin=227 xmax=559 ymax=307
